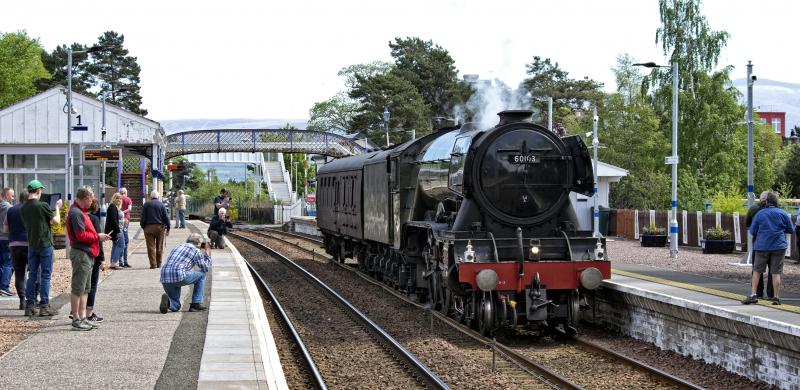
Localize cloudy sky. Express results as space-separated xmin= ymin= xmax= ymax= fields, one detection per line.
xmin=2 ymin=0 xmax=797 ymax=121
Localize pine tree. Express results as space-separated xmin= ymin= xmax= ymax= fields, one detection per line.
xmin=87 ymin=31 xmax=147 ymax=115
xmin=35 ymin=43 xmax=92 ymax=93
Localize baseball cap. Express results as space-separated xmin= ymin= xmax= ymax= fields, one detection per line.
xmin=27 ymin=180 xmax=45 ymax=191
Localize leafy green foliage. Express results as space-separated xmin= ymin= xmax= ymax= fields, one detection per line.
xmin=779 ymin=144 xmax=800 ymax=197
xmin=0 ymin=31 xmax=50 ymax=108
xmin=610 ymin=170 xmax=671 ymax=210
xmin=35 ymin=42 xmax=92 ymax=93
xmin=307 ymin=92 xmax=360 ymax=132
xmin=642 ymin=223 xmax=666 ymax=235
xmin=521 ymin=56 xmax=603 ymax=126
xmin=711 ymin=192 xmax=746 ymax=214
xmin=704 ymin=226 xmax=731 ymax=240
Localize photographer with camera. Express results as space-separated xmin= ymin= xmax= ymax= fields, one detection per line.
xmin=207 ymin=207 xmax=233 ymax=249
xmin=159 ymin=233 xmax=212 ymax=313
xmin=213 ymin=188 xmax=230 ymax=217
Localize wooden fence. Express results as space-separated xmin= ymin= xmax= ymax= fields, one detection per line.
xmin=612 ymin=209 xmax=798 ymax=258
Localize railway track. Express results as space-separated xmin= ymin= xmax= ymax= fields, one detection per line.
xmin=229 ymin=232 xmax=450 ymax=390
xmin=245 ymin=227 xmax=703 ymax=390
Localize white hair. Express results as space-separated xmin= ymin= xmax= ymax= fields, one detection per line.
xmin=120 ymin=187 xmax=128 ymax=195
xmin=150 ymin=191 xmax=160 ymax=199
xmin=218 ymin=207 xmax=227 ymax=215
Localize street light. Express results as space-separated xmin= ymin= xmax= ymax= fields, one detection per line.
xmin=592 ymin=107 xmax=600 ymax=238
xmin=634 ymin=61 xmax=679 ymax=259
xmin=66 ymin=44 xmax=114 ymax=203
xmin=382 ymin=107 xmax=391 ymax=147
xmin=531 ymin=96 xmax=553 ymax=131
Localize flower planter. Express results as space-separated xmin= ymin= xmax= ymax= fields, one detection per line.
xmin=703 ymin=239 xmax=735 ymax=254
xmin=640 ymin=234 xmax=668 ymax=247
xmin=53 ymin=233 xmax=67 ymax=250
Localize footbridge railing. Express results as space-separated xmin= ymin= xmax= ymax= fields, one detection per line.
xmin=166 ymin=129 xmax=367 ymax=159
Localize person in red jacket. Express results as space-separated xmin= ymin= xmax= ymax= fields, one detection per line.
xmin=66 ymin=187 xmax=109 ymax=331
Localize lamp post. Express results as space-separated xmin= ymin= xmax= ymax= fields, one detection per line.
xmin=592 ymin=107 xmax=600 ymax=238
xmin=738 ymin=61 xmax=757 ymax=265
xmin=635 ymin=61 xmax=679 ymax=258
xmin=531 ymin=96 xmax=553 ymax=131
xmin=383 ymin=107 xmax=391 ymax=147
xmin=66 ymin=44 xmax=113 ymax=203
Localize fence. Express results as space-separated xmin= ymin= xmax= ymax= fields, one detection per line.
xmin=188 ymin=199 xmax=274 ymax=224
xmin=612 ymin=208 xmax=798 ymax=258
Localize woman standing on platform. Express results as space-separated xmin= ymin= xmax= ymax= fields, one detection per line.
xmin=106 ymin=193 xmax=124 ymax=269
xmin=85 ymin=198 xmax=105 ymax=322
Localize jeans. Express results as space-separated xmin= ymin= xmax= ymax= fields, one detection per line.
xmin=0 ymin=240 xmax=11 ymax=291
xmin=87 ymin=260 xmax=100 ymax=308
xmin=26 ymin=246 xmax=53 ymax=305
xmin=11 ymin=246 xmax=29 ymax=299
xmin=110 ymin=237 xmax=126 ymax=264
xmin=177 ymin=209 xmax=186 ymax=228
xmin=121 ymin=226 xmax=129 ymax=266
xmin=162 ymin=271 xmax=206 ymax=310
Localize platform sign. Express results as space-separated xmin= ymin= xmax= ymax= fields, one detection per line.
xmin=83 ymin=149 xmax=121 ymax=161
xmin=664 ymin=156 xmax=679 ymax=165
xmin=71 ymin=115 xmax=88 ymax=131
xmin=305 ymin=194 xmax=316 ymax=204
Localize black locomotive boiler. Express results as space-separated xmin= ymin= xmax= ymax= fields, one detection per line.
xmin=316 ymin=110 xmax=610 ymax=335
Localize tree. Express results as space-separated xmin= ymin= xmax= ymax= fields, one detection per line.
xmin=87 ymin=31 xmax=147 ymax=115
xmin=0 ymin=31 xmax=50 ymax=108
xmin=170 ymin=156 xmax=199 ymax=191
xmin=349 ymin=71 xmax=430 ymax=145
xmin=388 ymin=37 xmax=470 ymax=117
xmin=521 ymin=56 xmax=604 ymax=127
xmin=307 ymin=92 xmax=360 ymax=132
xmin=780 ymin=144 xmax=800 ymax=197
xmin=338 ymin=61 xmax=392 ymax=89
xmin=35 ymin=43 xmax=92 ymax=93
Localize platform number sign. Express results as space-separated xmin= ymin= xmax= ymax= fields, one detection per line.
xmin=71 ymin=115 xmax=88 ymax=131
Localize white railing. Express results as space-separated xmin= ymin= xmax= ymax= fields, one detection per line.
xmin=273 ymin=199 xmax=304 ymax=225
xmin=277 ymin=153 xmax=294 ymax=199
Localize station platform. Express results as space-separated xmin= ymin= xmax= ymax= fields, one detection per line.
xmin=0 ymin=220 xmax=286 ymax=390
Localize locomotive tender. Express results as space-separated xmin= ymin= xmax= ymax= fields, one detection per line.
xmin=317 ymin=110 xmax=610 ymax=335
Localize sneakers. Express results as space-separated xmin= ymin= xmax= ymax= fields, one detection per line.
xmin=772 ymin=297 xmax=782 ymax=305
xmin=88 ymin=313 xmax=104 ymax=323
xmin=189 ymin=303 xmax=207 ymax=312
xmin=72 ymin=319 xmax=92 ymax=331
xmin=38 ymin=304 xmax=58 ymax=316
xmin=82 ymin=318 xmax=100 ymax=329
xmin=122 ymin=264 xmax=132 ymax=268
xmin=24 ymin=304 xmax=38 ymax=317
xmin=159 ymin=294 xmax=169 ymax=314
xmin=741 ymin=295 xmax=758 ymax=305
xmin=0 ymin=289 xmax=13 ymax=296
xmin=19 ymin=298 xmax=25 ymax=310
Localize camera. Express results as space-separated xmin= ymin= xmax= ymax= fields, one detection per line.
xmin=200 ymin=242 xmax=206 ymax=249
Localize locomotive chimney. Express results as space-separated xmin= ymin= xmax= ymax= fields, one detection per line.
xmin=497 ymin=110 xmax=534 ymax=125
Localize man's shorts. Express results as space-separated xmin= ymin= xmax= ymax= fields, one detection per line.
xmin=69 ymin=249 xmax=94 ymax=294
xmin=753 ymin=250 xmax=785 ymax=274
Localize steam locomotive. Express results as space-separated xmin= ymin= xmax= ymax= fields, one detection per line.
xmin=316 ymin=110 xmax=610 ymax=335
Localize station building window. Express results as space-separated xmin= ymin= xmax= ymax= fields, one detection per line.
xmin=38 ymin=155 xmax=65 ymax=169
xmin=7 ymin=155 xmax=34 ymax=169
xmin=6 ymin=173 xmax=35 ymax=193
xmin=772 ymin=118 xmax=781 ymax=133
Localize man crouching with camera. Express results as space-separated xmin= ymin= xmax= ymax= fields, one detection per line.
xmin=159 ymin=233 xmax=211 ymax=313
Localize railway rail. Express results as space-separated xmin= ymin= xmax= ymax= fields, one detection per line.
xmin=245 ymin=227 xmax=703 ymax=390
xmin=229 ymin=232 xmax=450 ymax=390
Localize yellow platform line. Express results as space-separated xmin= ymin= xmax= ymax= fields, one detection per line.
xmin=612 ymin=268 xmax=800 ymax=315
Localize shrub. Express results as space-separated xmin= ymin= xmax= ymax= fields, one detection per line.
xmin=704 ymin=226 xmax=732 ymax=240
xmin=50 ymin=203 xmax=68 ymax=235
xmin=711 ymin=192 xmax=747 ymax=215
xmin=642 ymin=223 xmax=666 ymax=235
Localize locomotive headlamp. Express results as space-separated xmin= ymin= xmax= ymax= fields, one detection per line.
xmin=530 ymin=245 xmax=541 ymax=260
xmin=580 ymin=267 xmax=603 ymax=290
xmin=476 ymin=269 xmax=499 ymax=292
xmin=464 ymin=241 xmax=476 ymax=262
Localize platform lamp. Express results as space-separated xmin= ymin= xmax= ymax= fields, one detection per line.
xmin=634 ymin=61 xmax=679 ymax=259
xmin=383 ymin=107 xmax=391 ymax=147
xmin=66 ymin=44 xmax=116 ymax=204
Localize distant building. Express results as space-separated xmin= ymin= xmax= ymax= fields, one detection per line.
xmin=757 ymin=111 xmax=787 ymax=137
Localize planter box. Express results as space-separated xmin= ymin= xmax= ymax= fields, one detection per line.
xmin=703 ymin=239 xmax=735 ymax=254
xmin=640 ymin=234 xmax=668 ymax=247
xmin=53 ymin=234 xmax=67 ymax=250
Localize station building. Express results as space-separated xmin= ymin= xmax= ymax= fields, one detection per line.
xmin=0 ymin=86 xmax=166 ymax=209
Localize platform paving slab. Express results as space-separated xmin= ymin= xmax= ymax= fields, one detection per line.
xmin=0 ymin=226 xmax=201 ymax=390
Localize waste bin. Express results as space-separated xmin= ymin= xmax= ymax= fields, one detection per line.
xmin=591 ymin=206 xmax=611 ymax=236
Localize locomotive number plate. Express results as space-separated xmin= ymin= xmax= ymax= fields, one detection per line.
xmin=509 ymin=154 xmax=539 ymax=164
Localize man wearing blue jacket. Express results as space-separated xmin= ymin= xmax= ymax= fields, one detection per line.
xmin=743 ymin=192 xmax=794 ymax=305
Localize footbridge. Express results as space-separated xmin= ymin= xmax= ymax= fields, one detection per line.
xmin=165 ymin=128 xmax=367 ymax=159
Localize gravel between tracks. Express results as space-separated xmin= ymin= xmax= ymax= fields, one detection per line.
xmin=608 ymin=238 xmax=800 ymax=293
xmin=230 ymin=236 xmax=422 ymax=390
xmin=254 ymin=230 xmax=780 ymax=390
xmin=260 ymin=294 xmax=314 ymax=390
xmin=237 ymin=231 xmax=555 ymax=390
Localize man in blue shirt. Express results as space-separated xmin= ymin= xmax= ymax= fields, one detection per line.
xmin=743 ymin=192 xmax=794 ymax=305
xmin=159 ymin=233 xmax=212 ymax=313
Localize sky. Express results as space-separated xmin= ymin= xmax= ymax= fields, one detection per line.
xmin=2 ymin=0 xmax=798 ymax=122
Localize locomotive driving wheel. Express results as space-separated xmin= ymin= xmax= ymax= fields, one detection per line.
xmin=477 ymin=292 xmax=495 ymax=336
xmin=565 ymin=289 xmax=580 ymax=337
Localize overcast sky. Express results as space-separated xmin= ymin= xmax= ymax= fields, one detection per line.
xmin=2 ymin=0 xmax=797 ymax=121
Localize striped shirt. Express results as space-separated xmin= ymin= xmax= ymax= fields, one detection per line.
xmin=160 ymin=243 xmax=212 ymax=284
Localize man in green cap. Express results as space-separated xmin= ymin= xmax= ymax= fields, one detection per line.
xmin=20 ymin=180 xmax=62 ymax=317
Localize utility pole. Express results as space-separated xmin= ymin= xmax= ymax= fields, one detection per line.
xmin=592 ymin=107 xmax=600 ymax=238
xmin=547 ymin=96 xmax=553 ymax=131
xmin=669 ymin=61 xmax=679 ymax=259
xmin=742 ymin=61 xmax=756 ymax=265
